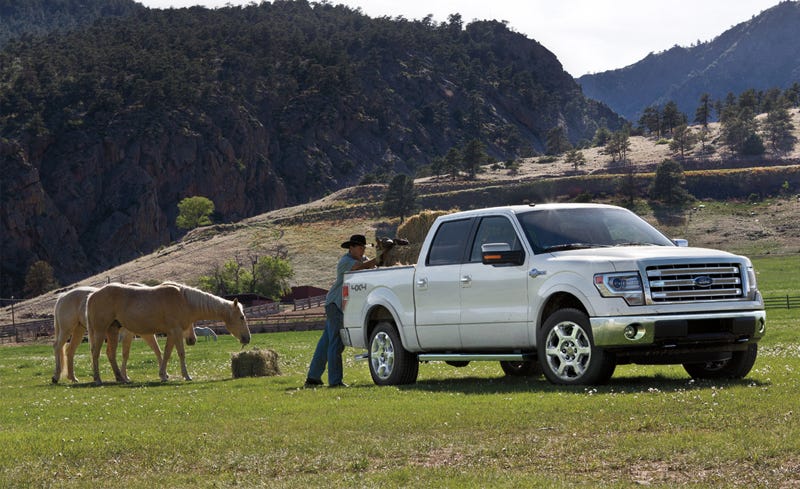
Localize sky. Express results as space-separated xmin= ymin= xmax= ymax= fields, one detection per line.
xmin=137 ymin=0 xmax=784 ymax=76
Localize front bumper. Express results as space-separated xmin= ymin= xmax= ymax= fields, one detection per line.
xmin=590 ymin=310 xmax=766 ymax=348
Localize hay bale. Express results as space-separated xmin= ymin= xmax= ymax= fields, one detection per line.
xmin=382 ymin=210 xmax=453 ymax=266
xmin=231 ymin=348 xmax=281 ymax=378
xmin=397 ymin=209 xmax=452 ymax=244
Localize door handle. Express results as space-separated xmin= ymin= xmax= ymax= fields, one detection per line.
xmin=529 ymin=268 xmax=547 ymax=278
xmin=416 ymin=277 xmax=428 ymax=289
xmin=460 ymin=275 xmax=472 ymax=286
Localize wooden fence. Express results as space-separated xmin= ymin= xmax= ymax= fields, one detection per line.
xmin=763 ymin=295 xmax=800 ymax=310
xmin=0 ymin=319 xmax=53 ymax=344
xmin=293 ymin=295 xmax=326 ymax=310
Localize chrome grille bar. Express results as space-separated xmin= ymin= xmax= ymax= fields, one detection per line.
xmin=646 ymin=262 xmax=744 ymax=303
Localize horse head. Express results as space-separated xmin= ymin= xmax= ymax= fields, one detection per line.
xmin=226 ymin=298 xmax=251 ymax=345
xmin=184 ymin=325 xmax=197 ymax=346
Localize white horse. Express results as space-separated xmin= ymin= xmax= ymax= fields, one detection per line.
xmin=86 ymin=282 xmax=250 ymax=385
xmin=51 ymin=286 xmax=176 ymax=384
xmin=194 ymin=326 xmax=218 ymax=341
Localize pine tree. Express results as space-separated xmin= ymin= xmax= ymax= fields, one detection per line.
xmin=382 ymin=174 xmax=416 ymax=223
xmin=638 ymin=105 xmax=661 ymax=137
xmin=763 ymin=101 xmax=797 ymax=154
xmin=462 ymin=138 xmax=486 ymax=180
xmin=650 ymin=159 xmax=692 ymax=207
xmin=661 ymin=101 xmax=686 ymax=136
xmin=545 ymin=126 xmax=571 ymax=155
xmin=605 ymin=130 xmax=630 ymax=163
xmin=669 ymin=124 xmax=697 ymax=159
xmin=694 ymin=93 xmax=712 ymax=128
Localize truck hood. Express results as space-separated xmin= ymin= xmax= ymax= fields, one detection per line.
xmin=546 ymin=245 xmax=747 ymax=271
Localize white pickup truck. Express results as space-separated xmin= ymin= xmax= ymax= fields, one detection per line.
xmin=340 ymin=203 xmax=766 ymax=385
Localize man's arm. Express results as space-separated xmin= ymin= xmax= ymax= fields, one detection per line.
xmin=351 ymin=249 xmax=381 ymax=271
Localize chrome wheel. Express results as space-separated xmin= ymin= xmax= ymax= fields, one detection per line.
xmin=544 ymin=321 xmax=592 ymax=381
xmin=370 ymin=330 xmax=395 ymax=381
xmin=537 ymin=308 xmax=615 ymax=385
xmin=368 ymin=321 xmax=419 ymax=386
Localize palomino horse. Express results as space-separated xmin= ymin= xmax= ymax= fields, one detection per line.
xmin=51 ymin=286 xmax=181 ymax=384
xmin=86 ymin=282 xmax=250 ymax=384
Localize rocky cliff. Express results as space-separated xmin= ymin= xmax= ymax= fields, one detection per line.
xmin=0 ymin=2 xmax=622 ymax=297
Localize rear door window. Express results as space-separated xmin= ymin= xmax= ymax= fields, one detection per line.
xmin=426 ymin=219 xmax=473 ymax=266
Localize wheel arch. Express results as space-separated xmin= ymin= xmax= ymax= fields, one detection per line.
xmin=537 ymin=291 xmax=590 ymax=334
xmin=362 ymin=303 xmax=418 ymax=351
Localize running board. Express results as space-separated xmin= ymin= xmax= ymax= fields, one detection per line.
xmin=354 ymin=352 xmax=535 ymax=362
xmin=418 ymin=353 xmax=534 ymax=362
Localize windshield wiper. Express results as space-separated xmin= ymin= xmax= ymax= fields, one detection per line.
xmin=613 ymin=242 xmax=660 ymax=247
xmin=543 ymin=243 xmax=602 ymax=252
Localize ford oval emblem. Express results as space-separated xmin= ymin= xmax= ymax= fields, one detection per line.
xmin=694 ymin=276 xmax=714 ymax=288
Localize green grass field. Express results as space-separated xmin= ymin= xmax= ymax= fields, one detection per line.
xmin=1 ymin=255 xmax=798 ymax=488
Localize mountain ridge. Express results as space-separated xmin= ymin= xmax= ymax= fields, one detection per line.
xmin=578 ymin=1 xmax=800 ymax=120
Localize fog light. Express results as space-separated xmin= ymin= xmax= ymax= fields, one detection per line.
xmin=624 ymin=324 xmax=639 ymax=340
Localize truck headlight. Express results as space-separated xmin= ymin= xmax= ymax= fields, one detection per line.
xmin=594 ymin=272 xmax=645 ymax=306
xmin=746 ymin=265 xmax=759 ymax=300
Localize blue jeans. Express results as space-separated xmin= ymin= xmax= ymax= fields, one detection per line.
xmin=307 ymin=303 xmax=344 ymax=385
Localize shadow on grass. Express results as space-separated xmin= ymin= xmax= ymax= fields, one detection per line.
xmin=396 ymin=373 xmax=769 ymax=395
xmin=51 ymin=377 xmax=238 ymax=389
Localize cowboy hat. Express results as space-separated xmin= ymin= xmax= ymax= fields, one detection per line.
xmin=341 ymin=234 xmax=367 ymax=248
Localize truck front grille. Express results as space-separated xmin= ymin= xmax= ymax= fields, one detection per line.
xmin=646 ymin=263 xmax=744 ymax=303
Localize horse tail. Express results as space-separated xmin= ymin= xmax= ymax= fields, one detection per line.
xmin=53 ymin=312 xmax=68 ymax=379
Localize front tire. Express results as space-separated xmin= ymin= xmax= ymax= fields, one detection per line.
xmin=683 ymin=343 xmax=758 ymax=380
xmin=537 ymin=308 xmax=615 ymax=385
xmin=369 ymin=321 xmax=418 ymax=386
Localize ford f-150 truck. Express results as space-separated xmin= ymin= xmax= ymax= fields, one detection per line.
xmin=340 ymin=203 xmax=766 ymax=385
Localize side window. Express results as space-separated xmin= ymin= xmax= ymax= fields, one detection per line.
xmin=426 ymin=219 xmax=472 ymax=266
xmin=469 ymin=216 xmax=522 ymax=262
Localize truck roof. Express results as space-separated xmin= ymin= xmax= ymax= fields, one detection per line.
xmin=438 ymin=202 xmax=623 ymax=220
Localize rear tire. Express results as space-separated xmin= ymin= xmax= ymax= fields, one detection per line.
xmin=537 ymin=308 xmax=615 ymax=385
xmin=500 ymin=360 xmax=541 ymax=377
xmin=369 ymin=321 xmax=418 ymax=386
xmin=683 ymin=343 xmax=758 ymax=380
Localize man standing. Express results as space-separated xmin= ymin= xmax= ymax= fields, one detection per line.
xmin=305 ymin=234 xmax=380 ymax=388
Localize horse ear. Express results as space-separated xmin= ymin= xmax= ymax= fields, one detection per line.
xmin=232 ymin=298 xmax=239 ymax=307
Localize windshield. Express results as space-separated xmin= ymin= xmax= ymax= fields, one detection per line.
xmin=516 ymin=207 xmax=675 ymax=253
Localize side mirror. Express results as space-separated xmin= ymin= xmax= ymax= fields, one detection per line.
xmin=672 ymin=239 xmax=689 ymax=247
xmin=481 ymin=243 xmax=525 ymax=266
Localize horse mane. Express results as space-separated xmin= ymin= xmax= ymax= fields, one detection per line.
xmin=174 ymin=283 xmax=238 ymax=317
